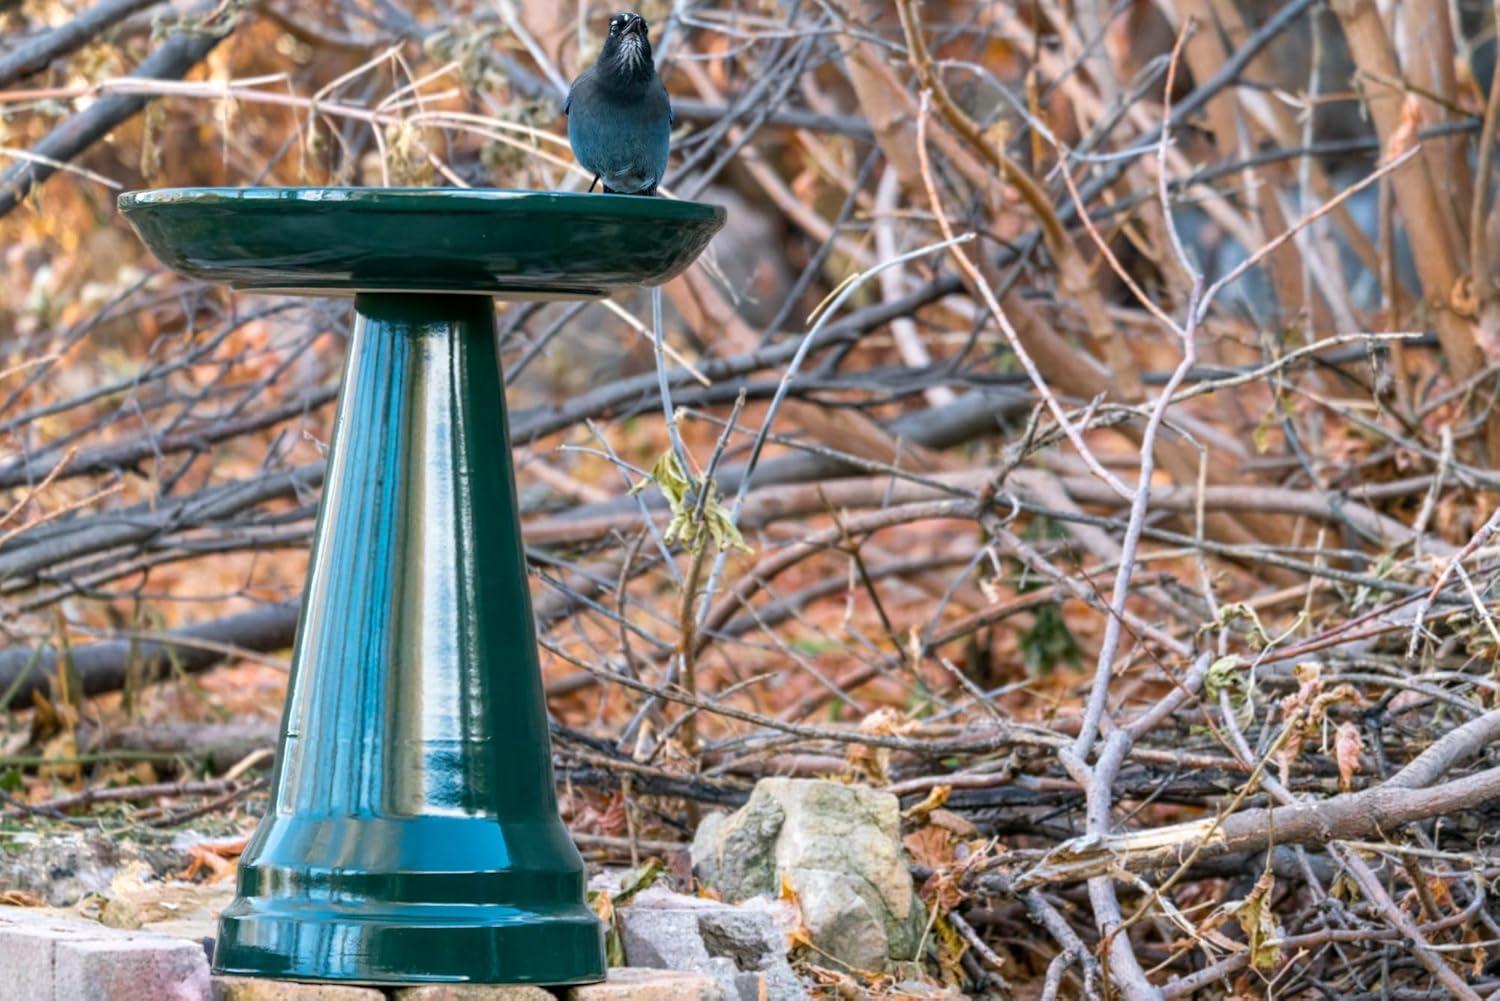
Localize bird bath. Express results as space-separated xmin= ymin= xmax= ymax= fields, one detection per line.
xmin=118 ymin=187 xmax=725 ymax=986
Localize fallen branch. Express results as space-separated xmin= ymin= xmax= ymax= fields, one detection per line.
xmin=0 ymin=599 xmax=298 ymax=708
xmin=1000 ymin=763 xmax=1500 ymax=890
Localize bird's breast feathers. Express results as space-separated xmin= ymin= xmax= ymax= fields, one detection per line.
xmin=565 ymin=45 xmax=671 ymax=194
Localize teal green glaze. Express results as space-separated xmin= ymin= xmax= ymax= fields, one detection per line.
xmin=213 ymin=293 xmax=605 ymax=984
xmin=121 ymin=185 xmax=724 ymax=984
xmin=118 ymin=187 xmax=724 ymax=298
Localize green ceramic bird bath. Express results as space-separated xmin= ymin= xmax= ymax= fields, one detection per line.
xmin=118 ymin=187 xmax=725 ymax=986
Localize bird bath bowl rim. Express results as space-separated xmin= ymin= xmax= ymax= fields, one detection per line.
xmin=117 ymin=185 xmax=726 ymax=299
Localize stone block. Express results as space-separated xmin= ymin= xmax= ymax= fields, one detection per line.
xmin=54 ymin=936 xmax=210 ymax=1001
xmin=391 ymin=986 xmax=558 ymax=1000
xmin=0 ymin=904 xmax=210 ymax=1000
xmin=0 ymin=909 xmax=75 ymax=994
xmin=567 ymin=967 xmax=725 ymax=1001
xmin=211 ymin=977 xmax=384 ymax=1000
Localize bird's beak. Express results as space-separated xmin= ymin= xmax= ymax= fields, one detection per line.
xmin=625 ymin=17 xmax=647 ymax=38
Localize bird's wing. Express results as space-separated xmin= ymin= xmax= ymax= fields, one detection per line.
xmin=668 ymin=100 xmax=675 ymax=126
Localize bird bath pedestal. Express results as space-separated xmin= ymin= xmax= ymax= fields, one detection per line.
xmin=118 ymin=188 xmax=725 ymax=986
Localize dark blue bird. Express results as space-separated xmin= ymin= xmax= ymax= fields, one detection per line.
xmin=565 ymin=12 xmax=672 ymax=195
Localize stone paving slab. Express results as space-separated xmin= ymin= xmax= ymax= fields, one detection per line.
xmin=57 ymin=936 xmax=210 ymax=1001
xmin=0 ymin=907 xmax=744 ymax=1001
xmin=214 ymin=970 xmax=726 ymax=1001
xmin=0 ymin=905 xmax=211 ymax=1001
xmin=391 ymin=986 xmax=555 ymax=1000
xmin=566 ymin=968 xmax=726 ymax=1001
xmin=212 ymin=977 xmax=385 ymax=1000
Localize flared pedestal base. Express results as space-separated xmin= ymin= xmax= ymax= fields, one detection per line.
xmin=216 ymin=900 xmax=603 ymax=985
xmin=211 ymin=294 xmax=605 ymax=985
xmin=216 ymin=898 xmax=603 ymax=985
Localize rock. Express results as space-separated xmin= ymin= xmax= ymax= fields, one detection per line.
xmin=689 ymin=800 xmax=778 ymax=902
xmin=212 ymin=978 xmax=383 ymax=1000
xmin=690 ymin=778 xmax=925 ymax=971
xmin=0 ymin=905 xmax=210 ymax=1000
xmin=391 ymin=986 xmax=556 ymax=1000
xmin=566 ymin=967 xmax=726 ymax=1001
xmin=618 ymin=905 xmax=707 ymax=970
xmin=615 ymin=887 xmax=805 ymax=1001
xmin=782 ymin=869 xmax=889 ymax=972
xmin=0 ymin=830 xmax=199 ymax=906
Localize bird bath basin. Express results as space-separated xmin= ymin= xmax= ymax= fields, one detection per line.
xmin=118 ymin=187 xmax=725 ymax=986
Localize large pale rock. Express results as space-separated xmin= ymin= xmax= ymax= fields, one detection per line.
xmin=690 ymin=778 xmax=924 ymax=971
xmin=567 ymin=967 xmax=726 ymax=1001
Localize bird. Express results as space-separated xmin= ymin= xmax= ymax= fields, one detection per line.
xmin=565 ymin=12 xmax=673 ymax=196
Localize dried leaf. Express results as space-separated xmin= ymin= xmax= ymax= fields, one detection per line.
xmin=1230 ymin=871 xmax=1283 ymax=971
xmin=779 ymin=872 xmax=818 ymax=953
xmin=179 ymin=837 xmax=247 ymax=883
xmin=588 ymin=889 xmax=626 ymax=966
xmin=919 ymin=868 xmax=965 ymax=912
xmin=928 ymin=809 xmax=978 ymax=837
xmin=382 ymin=121 xmax=437 ymax=186
xmin=934 ymin=913 xmax=967 ymax=986
xmin=901 ymin=784 xmax=951 ymax=823
xmin=779 ymin=871 xmax=800 ymax=905
xmin=1334 ymin=721 xmax=1363 ymax=792
xmin=631 ymin=451 xmax=748 ymax=556
xmin=1203 ymin=655 xmax=1244 ymax=699
xmin=612 ymin=860 xmax=663 ymax=907
xmin=845 ymin=707 xmax=905 ymax=784
xmin=904 ymin=826 xmax=955 ymax=871
xmin=786 ymin=924 xmax=816 ymax=952
xmin=99 ymin=895 xmax=143 ymax=930
xmin=597 ymin=790 xmax=629 ymax=837
xmin=1216 ymin=604 xmax=1273 ymax=648
xmin=95 ymin=862 xmax=188 ymax=929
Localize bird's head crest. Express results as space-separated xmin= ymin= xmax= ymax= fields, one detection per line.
xmin=600 ymin=11 xmax=654 ymax=81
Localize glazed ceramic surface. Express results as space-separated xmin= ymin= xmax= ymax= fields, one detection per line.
xmin=115 ymin=184 xmax=726 ymax=984
xmin=213 ymin=294 xmax=605 ymax=983
xmin=119 ymin=187 xmax=724 ymax=298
